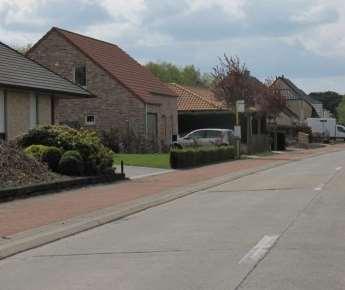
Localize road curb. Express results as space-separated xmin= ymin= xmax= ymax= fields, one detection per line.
xmin=0 ymin=147 xmax=342 ymax=260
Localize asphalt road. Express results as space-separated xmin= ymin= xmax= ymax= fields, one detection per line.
xmin=1 ymin=150 xmax=345 ymax=290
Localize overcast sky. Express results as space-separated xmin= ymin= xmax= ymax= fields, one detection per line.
xmin=1 ymin=0 xmax=345 ymax=94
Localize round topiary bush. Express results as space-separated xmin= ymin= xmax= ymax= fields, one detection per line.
xmin=61 ymin=150 xmax=83 ymax=161
xmin=58 ymin=151 xmax=84 ymax=176
xmin=24 ymin=144 xmax=49 ymax=160
xmin=41 ymin=146 xmax=62 ymax=172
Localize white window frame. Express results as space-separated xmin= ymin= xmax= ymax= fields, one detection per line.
xmin=85 ymin=114 xmax=96 ymax=126
xmin=0 ymin=89 xmax=5 ymax=134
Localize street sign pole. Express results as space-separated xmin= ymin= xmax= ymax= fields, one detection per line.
xmin=235 ymin=100 xmax=245 ymax=159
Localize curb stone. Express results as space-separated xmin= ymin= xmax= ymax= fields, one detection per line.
xmin=0 ymin=147 xmax=343 ymax=260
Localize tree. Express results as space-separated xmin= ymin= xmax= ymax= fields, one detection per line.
xmin=12 ymin=43 xmax=32 ymax=55
xmin=212 ymin=55 xmax=257 ymax=111
xmin=257 ymin=78 xmax=287 ymax=121
xmin=146 ymin=62 xmax=212 ymax=87
xmin=212 ymin=55 xmax=286 ymax=151
xmin=336 ymin=97 xmax=345 ymax=125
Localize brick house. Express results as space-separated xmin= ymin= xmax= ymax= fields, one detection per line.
xmin=0 ymin=41 xmax=91 ymax=141
xmin=27 ymin=27 xmax=178 ymax=151
xmin=273 ymin=76 xmax=322 ymax=123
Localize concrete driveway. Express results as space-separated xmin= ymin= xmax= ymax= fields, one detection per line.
xmin=120 ymin=165 xmax=175 ymax=179
xmin=1 ymin=150 xmax=345 ymax=289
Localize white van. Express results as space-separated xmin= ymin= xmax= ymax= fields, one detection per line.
xmin=307 ymin=118 xmax=345 ymax=141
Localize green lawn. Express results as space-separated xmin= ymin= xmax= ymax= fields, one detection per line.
xmin=113 ymin=153 xmax=171 ymax=169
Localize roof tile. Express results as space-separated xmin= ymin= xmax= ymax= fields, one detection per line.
xmin=168 ymin=83 xmax=226 ymax=111
xmin=0 ymin=41 xmax=91 ymax=97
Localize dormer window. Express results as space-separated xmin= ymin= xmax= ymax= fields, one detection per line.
xmin=74 ymin=64 xmax=87 ymax=87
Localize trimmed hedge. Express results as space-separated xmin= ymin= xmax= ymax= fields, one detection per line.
xmin=170 ymin=146 xmax=235 ymax=169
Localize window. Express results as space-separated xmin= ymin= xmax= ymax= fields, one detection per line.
xmin=188 ymin=130 xmax=206 ymax=139
xmin=74 ymin=65 xmax=87 ymax=87
xmin=337 ymin=126 xmax=345 ymax=133
xmin=206 ymin=130 xmax=222 ymax=138
xmin=29 ymin=93 xmax=38 ymax=129
xmin=85 ymin=115 xmax=95 ymax=125
xmin=147 ymin=113 xmax=158 ymax=140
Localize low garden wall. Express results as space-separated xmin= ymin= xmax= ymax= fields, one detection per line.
xmin=0 ymin=173 xmax=126 ymax=203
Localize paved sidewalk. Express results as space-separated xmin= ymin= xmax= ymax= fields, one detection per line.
xmin=1 ymin=143 xmax=344 ymax=240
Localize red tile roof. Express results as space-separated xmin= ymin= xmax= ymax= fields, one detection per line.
xmin=50 ymin=27 xmax=177 ymax=103
xmin=168 ymin=83 xmax=226 ymax=112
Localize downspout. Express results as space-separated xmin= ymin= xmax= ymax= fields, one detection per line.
xmin=3 ymin=89 xmax=7 ymax=141
xmin=145 ymin=103 xmax=148 ymax=136
xmin=51 ymin=94 xmax=55 ymax=125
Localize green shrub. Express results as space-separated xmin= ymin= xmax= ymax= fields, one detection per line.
xmin=170 ymin=146 xmax=235 ymax=169
xmin=41 ymin=146 xmax=62 ymax=172
xmin=61 ymin=150 xmax=82 ymax=161
xmin=24 ymin=144 xmax=49 ymax=160
xmin=58 ymin=151 xmax=84 ymax=176
xmin=19 ymin=125 xmax=114 ymax=176
xmin=25 ymin=145 xmax=62 ymax=172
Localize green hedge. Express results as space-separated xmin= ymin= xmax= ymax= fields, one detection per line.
xmin=170 ymin=146 xmax=235 ymax=169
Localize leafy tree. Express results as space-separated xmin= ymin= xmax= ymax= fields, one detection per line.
xmin=309 ymin=91 xmax=343 ymax=116
xmin=146 ymin=62 xmax=212 ymax=87
xmin=258 ymin=78 xmax=286 ymax=120
xmin=336 ymin=97 xmax=345 ymax=125
xmin=12 ymin=43 xmax=32 ymax=55
xmin=212 ymin=55 xmax=257 ymax=111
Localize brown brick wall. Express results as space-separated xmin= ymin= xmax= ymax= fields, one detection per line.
xmin=28 ymin=30 xmax=178 ymax=150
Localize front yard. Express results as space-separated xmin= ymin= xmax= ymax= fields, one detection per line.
xmin=113 ymin=153 xmax=170 ymax=169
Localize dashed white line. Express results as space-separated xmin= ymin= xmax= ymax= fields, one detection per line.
xmin=239 ymin=235 xmax=279 ymax=265
xmin=336 ymin=166 xmax=343 ymax=171
xmin=314 ymin=184 xmax=324 ymax=191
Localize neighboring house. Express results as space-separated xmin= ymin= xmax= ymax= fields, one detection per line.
xmin=274 ymin=76 xmax=322 ymax=123
xmin=27 ymin=27 xmax=178 ymax=150
xmin=168 ymin=83 xmax=233 ymax=136
xmin=169 ymin=83 xmax=269 ymax=153
xmin=0 ymin=41 xmax=91 ymax=141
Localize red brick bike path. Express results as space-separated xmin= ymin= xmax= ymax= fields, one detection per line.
xmin=1 ymin=144 xmax=344 ymax=238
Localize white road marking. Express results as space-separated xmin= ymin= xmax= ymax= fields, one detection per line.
xmin=336 ymin=166 xmax=343 ymax=171
xmin=239 ymin=235 xmax=279 ymax=265
xmin=314 ymin=184 xmax=324 ymax=191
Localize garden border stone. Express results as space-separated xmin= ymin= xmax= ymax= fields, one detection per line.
xmin=0 ymin=173 xmax=127 ymax=203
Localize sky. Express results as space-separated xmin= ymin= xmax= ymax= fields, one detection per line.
xmin=0 ymin=0 xmax=345 ymax=94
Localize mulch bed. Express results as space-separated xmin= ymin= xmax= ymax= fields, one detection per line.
xmin=0 ymin=143 xmax=66 ymax=189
